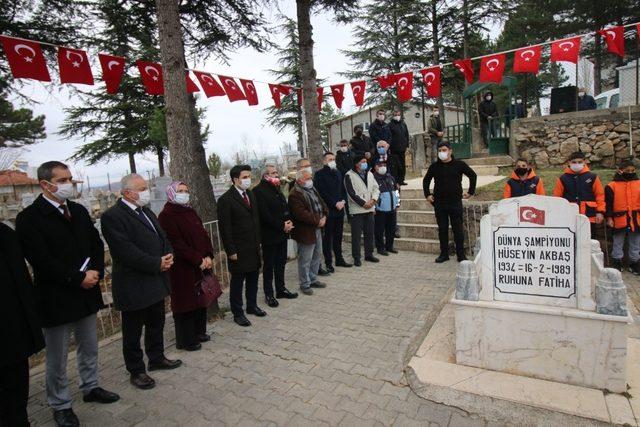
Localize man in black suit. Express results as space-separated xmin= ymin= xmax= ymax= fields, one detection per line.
xmin=101 ymin=173 xmax=182 ymax=391
xmin=0 ymin=223 xmax=45 ymax=427
xmin=16 ymin=161 xmax=119 ymax=427
xmin=217 ymin=165 xmax=265 ymax=326
xmin=253 ymin=165 xmax=299 ymax=308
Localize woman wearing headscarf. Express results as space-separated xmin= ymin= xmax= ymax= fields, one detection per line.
xmin=158 ymin=181 xmax=214 ymax=351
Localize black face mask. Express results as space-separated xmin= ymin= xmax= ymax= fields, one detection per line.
xmin=622 ymin=172 xmax=637 ymax=181
xmin=515 ymin=168 xmax=529 ymax=177
xmin=355 ymin=130 xmax=363 ymax=136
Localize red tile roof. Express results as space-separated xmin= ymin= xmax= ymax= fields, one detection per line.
xmin=0 ymin=170 xmax=39 ymax=186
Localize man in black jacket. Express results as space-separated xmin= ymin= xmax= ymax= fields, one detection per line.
xmin=314 ymin=152 xmax=353 ymax=272
xmin=101 ymin=173 xmax=181 ymax=391
xmin=369 ymin=109 xmax=392 ymax=147
xmin=372 ymin=140 xmax=402 ymax=185
xmin=349 ymin=125 xmax=374 ymax=160
xmin=16 ymin=161 xmax=119 ymax=427
xmin=335 ymin=139 xmax=354 ymax=177
xmin=388 ymin=110 xmax=410 ymax=185
xmin=217 ymin=165 xmax=265 ymax=327
xmin=478 ymin=91 xmax=498 ymax=148
xmin=0 ymin=223 xmax=45 ymax=427
xmin=423 ymin=142 xmax=477 ymax=263
xmin=253 ymin=165 xmax=299 ymax=308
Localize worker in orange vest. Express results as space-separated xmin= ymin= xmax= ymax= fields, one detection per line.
xmin=605 ymin=159 xmax=640 ymax=274
xmin=552 ymin=151 xmax=605 ymax=239
xmin=503 ymin=158 xmax=546 ymax=198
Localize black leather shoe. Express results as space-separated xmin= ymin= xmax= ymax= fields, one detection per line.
xmin=326 ymin=265 xmax=335 ymax=273
xmin=246 ymin=306 xmax=267 ymax=317
xmin=387 ymin=248 xmax=398 ymax=254
xmin=130 ymin=373 xmax=156 ymax=390
xmin=183 ymin=343 xmax=202 ymax=351
xmin=234 ymin=315 xmax=251 ymax=326
xmin=266 ymin=295 xmax=279 ymax=307
xmin=353 ymin=259 xmax=362 ymax=267
xmin=310 ymin=281 xmax=327 ymax=288
xmin=276 ymin=288 xmax=298 ymax=299
xmin=457 ymin=255 xmax=468 ymax=262
xmin=83 ymin=387 xmax=120 ymax=404
xmin=197 ymin=334 xmax=211 ymax=342
xmin=317 ymin=267 xmax=330 ymax=276
xmin=435 ymin=255 xmax=450 ymax=263
xmin=148 ymin=358 xmax=182 ymax=371
xmin=378 ymin=250 xmax=389 ymax=256
xmin=365 ymin=256 xmax=380 ymax=263
xmin=53 ymin=408 xmax=79 ymax=427
xmin=335 ymin=259 xmax=353 ymax=267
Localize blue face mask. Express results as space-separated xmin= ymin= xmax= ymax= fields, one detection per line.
xmin=377 ymin=147 xmax=386 ymax=154
xmin=360 ymin=162 xmax=368 ymax=171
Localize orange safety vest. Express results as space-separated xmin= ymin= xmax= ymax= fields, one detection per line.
xmin=607 ymin=180 xmax=640 ymax=231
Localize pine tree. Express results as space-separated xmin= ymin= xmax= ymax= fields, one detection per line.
xmin=0 ymin=88 xmax=45 ymax=148
xmin=207 ymin=152 xmax=222 ymax=178
xmin=320 ymin=103 xmax=344 ymax=148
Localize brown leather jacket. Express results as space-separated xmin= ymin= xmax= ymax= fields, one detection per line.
xmin=288 ymin=184 xmax=328 ymax=245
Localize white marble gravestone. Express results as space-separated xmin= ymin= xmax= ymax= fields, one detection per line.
xmin=452 ymin=194 xmax=632 ymax=392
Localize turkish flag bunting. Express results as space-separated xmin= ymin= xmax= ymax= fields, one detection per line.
xmin=330 ymin=84 xmax=345 ymax=109
xmin=637 ymin=24 xmax=640 ymax=43
xmin=394 ymin=72 xmax=413 ymax=103
xmin=137 ymin=60 xmax=164 ymax=95
xmin=278 ymin=84 xmax=293 ymax=96
xmin=479 ymin=53 xmax=506 ymax=83
xmin=98 ymin=54 xmax=125 ymax=94
xmin=268 ymin=84 xmax=282 ymax=108
xmin=350 ymin=81 xmax=366 ymax=106
xmin=193 ymin=71 xmax=226 ymax=97
xmin=296 ymin=88 xmax=303 ymax=106
xmin=240 ymin=79 xmax=259 ymax=106
xmin=420 ymin=67 xmax=441 ymax=98
xmin=513 ymin=45 xmax=542 ymax=74
xmin=453 ymin=59 xmax=474 ymax=84
xmin=58 ymin=47 xmax=93 ymax=85
xmin=0 ymin=36 xmax=51 ymax=81
xmin=218 ymin=75 xmax=246 ymax=102
xmin=599 ymin=26 xmax=625 ymax=57
xmin=186 ymin=72 xmax=199 ymax=93
xmin=376 ymin=74 xmax=397 ymax=89
xmin=550 ymin=36 xmax=581 ymax=63
xmin=317 ymin=87 xmax=323 ymax=111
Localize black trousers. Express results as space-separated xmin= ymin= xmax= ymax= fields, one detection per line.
xmin=480 ymin=121 xmax=494 ymax=147
xmin=0 ymin=358 xmax=29 ymax=427
xmin=173 ymin=308 xmax=207 ymax=348
xmin=121 ymin=299 xmax=165 ymax=375
xmin=262 ymin=241 xmax=287 ymax=297
xmin=229 ymin=270 xmax=259 ymax=316
xmin=375 ymin=210 xmax=397 ymax=252
xmin=323 ymin=215 xmax=345 ymax=266
xmin=397 ymin=150 xmax=407 ymax=183
xmin=350 ymin=212 xmax=374 ymax=261
xmin=434 ymin=201 xmax=465 ymax=259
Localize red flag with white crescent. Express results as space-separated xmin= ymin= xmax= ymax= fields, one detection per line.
xmin=598 ymin=26 xmax=625 ymax=57
xmin=269 ymin=84 xmax=282 ymax=108
xmin=240 ymin=79 xmax=259 ymax=105
xmin=218 ymin=75 xmax=246 ymax=102
xmin=137 ymin=60 xmax=164 ymax=95
xmin=58 ymin=47 xmax=93 ymax=85
xmin=316 ymin=87 xmax=323 ymax=111
xmin=420 ymin=67 xmax=441 ymax=98
xmin=296 ymin=88 xmax=303 ymax=106
xmin=394 ymin=71 xmax=413 ymax=103
xmin=513 ymin=45 xmax=541 ymax=74
xmin=550 ymin=36 xmax=581 ymax=64
xmin=0 ymin=36 xmax=51 ymax=81
xmin=98 ymin=53 xmax=125 ymax=94
xmin=350 ymin=81 xmax=366 ymax=106
xmin=186 ymin=72 xmax=199 ymax=93
xmin=479 ymin=53 xmax=506 ymax=83
xmin=453 ymin=59 xmax=474 ymax=84
xmin=376 ymin=74 xmax=397 ymax=89
xmin=330 ymin=84 xmax=345 ymax=109
xmin=193 ymin=71 xmax=225 ymax=97
xmin=278 ymin=84 xmax=293 ymax=96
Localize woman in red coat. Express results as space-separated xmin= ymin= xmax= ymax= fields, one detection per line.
xmin=158 ymin=181 xmax=214 ymax=351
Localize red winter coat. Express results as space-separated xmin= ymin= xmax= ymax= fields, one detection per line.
xmin=158 ymin=202 xmax=214 ymax=314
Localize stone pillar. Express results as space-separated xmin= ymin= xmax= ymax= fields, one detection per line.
xmin=596 ymin=268 xmax=628 ymax=316
xmin=455 ymin=260 xmax=479 ymax=301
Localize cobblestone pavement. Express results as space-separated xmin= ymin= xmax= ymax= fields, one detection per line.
xmin=27 ymin=250 xmax=492 ymax=426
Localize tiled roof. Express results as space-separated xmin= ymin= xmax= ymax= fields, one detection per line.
xmin=0 ymin=170 xmax=39 ymax=186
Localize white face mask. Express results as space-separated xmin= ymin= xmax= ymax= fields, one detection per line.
xmin=303 ymin=180 xmax=313 ymax=189
xmin=438 ymin=151 xmax=449 ymax=161
xmin=136 ymin=189 xmax=151 ymax=206
xmin=485 ymin=96 xmax=492 ymax=101
xmin=433 ymin=111 xmax=439 ymax=117
xmin=327 ymin=161 xmax=337 ymax=170
xmin=570 ymin=163 xmax=584 ymax=173
xmin=303 ymin=166 xmax=312 ymax=174
xmin=377 ymin=114 xmax=385 ymax=121
xmin=578 ymin=92 xmax=585 ymax=97
xmin=393 ymin=116 xmax=401 ymax=121
xmin=516 ymin=99 xmax=522 ymax=104
xmin=340 ymin=146 xmax=349 ymax=152
xmin=174 ymin=193 xmax=190 ymax=205
xmin=49 ymin=182 xmax=74 ymax=201
xmin=239 ymin=178 xmax=251 ymax=190
xmin=377 ymin=167 xmax=387 ymax=175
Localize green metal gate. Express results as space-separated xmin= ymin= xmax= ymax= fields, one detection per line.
xmin=445 ymin=122 xmax=472 ymax=159
xmin=487 ymin=115 xmax=510 ymax=155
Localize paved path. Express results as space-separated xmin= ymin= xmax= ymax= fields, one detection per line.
xmin=27 ymin=250 xmax=489 ymax=426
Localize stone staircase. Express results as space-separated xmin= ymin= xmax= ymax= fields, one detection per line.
xmin=462 ymin=155 xmax=514 ymax=175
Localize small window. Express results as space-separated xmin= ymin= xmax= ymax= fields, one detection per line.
xmin=610 ymin=94 xmax=619 ymax=108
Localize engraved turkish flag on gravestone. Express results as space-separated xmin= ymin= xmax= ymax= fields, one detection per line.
xmin=519 ymin=206 xmax=545 ymax=225
xmin=513 ymin=45 xmax=542 ymax=74
xmin=0 ymin=36 xmax=51 ymax=81
xmin=550 ymin=36 xmax=581 ymax=64
xmin=58 ymin=47 xmax=94 ymax=85
xmin=598 ymin=26 xmax=625 ymax=58
xmin=98 ymin=53 xmax=125 ymax=94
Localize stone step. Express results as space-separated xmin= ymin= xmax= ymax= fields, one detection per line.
xmin=400 ymin=198 xmax=432 ymax=211
xmin=464 ymin=155 xmax=514 ymax=167
xmin=472 ymin=165 xmax=500 ymax=176
xmin=400 ymin=188 xmax=424 ymax=199
xmin=343 ymin=233 xmax=441 ymax=254
xmin=344 ymin=222 xmax=449 ymax=240
xmin=396 ymin=209 xmax=437 ymax=224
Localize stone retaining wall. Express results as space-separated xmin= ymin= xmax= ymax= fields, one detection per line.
xmin=512 ymin=105 xmax=640 ymax=168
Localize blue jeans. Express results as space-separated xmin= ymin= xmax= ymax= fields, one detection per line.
xmin=612 ymin=230 xmax=640 ymax=262
xmin=297 ymin=229 xmax=323 ymax=289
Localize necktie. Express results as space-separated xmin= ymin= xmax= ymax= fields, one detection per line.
xmin=242 ymin=191 xmax=251 ymax=207
xmin=135 ymin=207 xmax=157 ymax=233
xmin=60 ymin=204 xmax=71 ymax=221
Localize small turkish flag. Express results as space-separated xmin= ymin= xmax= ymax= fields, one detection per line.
xmin=550 ymin=36 xmax=581 ymax=64
xmin=296 ymin=88 xmax=303 ymax=106
xmin=0 ymin=36 xmax=51 ymax=81
xmin=218 ymin=75 xmax=245 ymax=102
xmin=376 ymin=74 xmax=397 ymax=89
xmin=268 ymin=84 xmax=282 ymax=108
xmin=193 ymin=71 xmax=226 ymax=97
xmin=98 ymin=54 xmax=125 ymax=94
xmin=420 ymin=67 xmax=441 ymax=98
xmin=599 ymin=26 xmax=625 ymax=58
xmin=58 ymin=47 xmax=93 ymax=85
xmin=186 ymin=72 xmax=199 ymax=93
xmin=240 ymin=79 xmax=259 ymax=106
xmin=278 ymin=84 xmax=293 ymax=96
xmin=513 ymin=45 xmax=541 ymax=74
xmin=394 ymin=71 xmax=413 ymax=103
xmin=453 ymin=59 xmax=474 ymax=84
xmin=316 ymin=87 xmax=324 ymax=111
xmin=137 ymin=60 xmax=163 ymax=95
xmin=330 ymin=84 xmax=345 ymax=109
xmin=519 ymin=206 xmax=545 ymax=226
xmin=350 ymin=80 xmax=366 ymax=106
xmin=479 ymin=54 xmax=506 ymax=83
